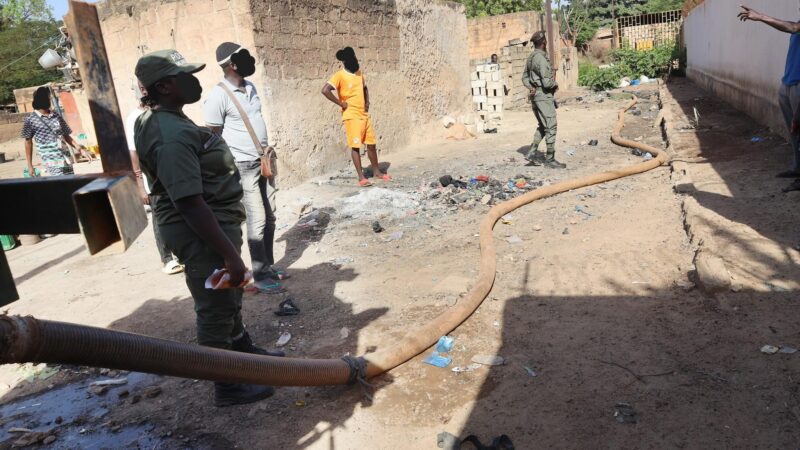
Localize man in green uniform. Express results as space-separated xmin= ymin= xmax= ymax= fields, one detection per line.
xmin=134 ymin=49 xmax=281 ymax=407
xmin=522 ymin=31 xmax=566 ymax=169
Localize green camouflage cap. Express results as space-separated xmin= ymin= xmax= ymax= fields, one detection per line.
xmin=135 ymin=49 xmax=205 ymax=87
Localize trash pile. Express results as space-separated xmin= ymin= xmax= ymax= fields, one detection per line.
xmin=419 ymin=173 xmax=544 ymax=208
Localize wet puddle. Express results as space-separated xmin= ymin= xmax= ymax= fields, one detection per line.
xmin=0 ymin=372 xmax=167 ymax=449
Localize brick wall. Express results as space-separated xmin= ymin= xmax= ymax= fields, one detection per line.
xmin=0 ymin=112 xmax=27 ymax=144
xmin=99 ymin=0 xmax=260 ymax=126
xmin=467 ymin=11 xmax=543 ymax=61
xmin=99 ymin=0 xmax=469 ymax=186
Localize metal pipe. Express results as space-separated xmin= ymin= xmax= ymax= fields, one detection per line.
xmin=0 ymin=96 xmax=668 ymax=386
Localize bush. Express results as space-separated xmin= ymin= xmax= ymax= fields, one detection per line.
xmin=610 ymin=44 xmax=675 ymax=79
xmin=578 ymin=62 xmax=623 ymax=92
xmin=578 ymin=44 xmax=678 ymax=91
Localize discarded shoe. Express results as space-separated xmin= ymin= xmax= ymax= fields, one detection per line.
xmin=273 ymin=298 xmax=300 ymax=317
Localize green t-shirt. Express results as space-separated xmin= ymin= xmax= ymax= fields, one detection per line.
xmin=134 ymin=108 xmax=245 ymax=226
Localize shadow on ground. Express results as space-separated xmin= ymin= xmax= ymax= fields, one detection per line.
xmin=457 ymin=79 xmax=800 ymax=448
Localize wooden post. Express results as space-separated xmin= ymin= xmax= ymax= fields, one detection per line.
xmin=64 ymin=0 xmax=132 ymax=175
xmin=545 ymin=0 xmax=555 ymax=64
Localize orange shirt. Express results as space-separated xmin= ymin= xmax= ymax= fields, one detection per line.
xmin=327 ymin=69 xmax=367 ymax=121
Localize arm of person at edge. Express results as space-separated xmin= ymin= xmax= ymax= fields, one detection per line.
xmin=321 ymin=83 xmax=348 ymax=111
xmin=24 ymin=138 xmax=36 ymax=176
xmin=521 ymin=55 xmax=537 ymax=96
xmin=129 ymin=150 xmax=150 ymax=205
xmin=174 ymin=195 xmax=248 ymax=286
xmin=739 ymin=5 xmax=800 ymax=33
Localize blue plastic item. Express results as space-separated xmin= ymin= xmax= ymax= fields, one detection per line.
xmin=435 ymin=336 xmax=455 ymax=353
xmin=423 ymin=352 xmax=452 ymax=368
xmin=630 ymin=79 xmax=641 ymax=86
xmin=22 ymin=167 xmax=41 ymax=178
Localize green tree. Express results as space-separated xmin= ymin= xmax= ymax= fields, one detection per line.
xmin=0 ymin=19 xmax=62 ymax=105
xmin=636 ymin=0 xmax=683 ymax=13
xmin=456 ymin=0 xmax=543 ymax=18
xmin=0 ymin=0 xmax=53 ymax=27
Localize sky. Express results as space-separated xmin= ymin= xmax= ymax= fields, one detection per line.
xmin=47 ymin=0 xmax=99 ymax=20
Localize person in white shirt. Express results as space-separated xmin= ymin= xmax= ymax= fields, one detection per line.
xmin=125 ymin=83 xmax=184 ymax=275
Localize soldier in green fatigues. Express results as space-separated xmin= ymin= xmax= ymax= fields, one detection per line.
xmin=522 ymin=31 xmax=566 ymax=169
xmin=134 ymin=50 xmax=282 ymax=407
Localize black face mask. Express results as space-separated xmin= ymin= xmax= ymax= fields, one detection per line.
xmin=176 ymin=72 xmax=203 ymax=104
xmin=231 ymin=49 xmax=256 ymax=78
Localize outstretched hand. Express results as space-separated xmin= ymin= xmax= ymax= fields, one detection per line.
xmin=738 ymin=5 xmax=762 ymax=22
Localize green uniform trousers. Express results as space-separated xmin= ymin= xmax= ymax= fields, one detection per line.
xmin=530 ymin=98 xmax=558 ymax=155
xmin=159 ymin=221 xmax=245 ymax=350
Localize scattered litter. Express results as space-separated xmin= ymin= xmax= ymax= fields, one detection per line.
xmin=274 ymin=298 xmax=300 ymax=316
xmin=480 ymin=194 xmax=492 ymax=204
xmin=435 ymin=336 xmax=455 ymax=353
xmin=441 ymin=116 xmax=456 ymax=128
xmin=484 ymin=128 xmax=498 ymax=134
xmin=506 ymin=235 xmax=522 ymax=245
xmin=88 ymin=385 xmax=109 ymax=396
xmin=89 ymin=378 xmax=128 ymax=387
xmin=471 ymin=355 xmax=505 ymax=366
xmin=643 ymin=152 xmax=653 ymax=161
xmin=9 ymin=428 xmax=33 ymax=433
xmin=750 ymin=137 xmax=764 ymax=143
xmin=439 ymin=175 xmax=468 ymax=189
xmin=276 ymin=332 xmax=292 ymax=347
xmin=533 ymin=224 xmax=542 ymax=231
xmin=614 ymin=403 xmax=637 ymax=424
xmin=588 ymin=139 xmax=599 ymax=146
xmin=452 ymin=363 xmax=482 ymax=373
xmin=501 ymin=215 xmax=513 ymax=224
xmin=779 ymin=346 xmax=798 ymax=354
xmin=142 ymin=386 xmax=162 ymax=398
xmin=340 ymin=327 xmax=349 ymax=339
xmin=575 ymin=205 xmax=592 ymax=217
xmin=493 ymin=320 xmax=500 ymax=327
xmin=330 ymin=256 xmax=354 ymax=265
xmin=386 ymin=231 xmax=404 ymax=242
xmin=522 ymin=366 xmax=538 ymax=377
xmin=424 ymin=352 xmax=452 ymax=368
xmin=562 ymin=228 xmax=569 ymax=235
xmin=295 ymin=400 xmax=306 ymax=407
xmin=761 ymin=345 xmax=779 ymax=354
xmin=565 ymin=149 xmax=576 ymax=157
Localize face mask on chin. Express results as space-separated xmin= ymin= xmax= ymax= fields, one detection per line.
xmin=231 ymin=49 xmax=256 ymax=78
xmin=176 ymin=72 xmax=203 ymax=104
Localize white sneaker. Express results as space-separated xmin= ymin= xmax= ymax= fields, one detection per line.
xmin=162 ymin=259 xmax=184 ymax=275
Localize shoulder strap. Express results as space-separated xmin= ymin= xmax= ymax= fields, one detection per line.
xmin=217 ymin=82 xmax=264 ymax=155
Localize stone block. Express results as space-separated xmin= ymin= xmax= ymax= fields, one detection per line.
xmin=487 ymin=96 xmax=503 ymax=105
xmin=471 ymin=80 xmax=486 ymax=88
xmin=470 ymin=72 xmax=478 ymax=81
xmin=477 ymin=71 xmax=487 ymax=80
xmin=491 ymin=72 xmax=500 ymax=81
xmin=472 ymin=95 xmax=487 ymax=103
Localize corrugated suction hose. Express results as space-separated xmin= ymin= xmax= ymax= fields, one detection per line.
xmin=0 ymin=95 xmax=668 ymax=386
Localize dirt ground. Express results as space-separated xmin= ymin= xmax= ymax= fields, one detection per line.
xmin=2 ymin=81 xmax=800 ymax=449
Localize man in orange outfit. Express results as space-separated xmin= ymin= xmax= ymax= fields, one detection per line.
xmin=321 ymin=47 xmax=391 ymax=187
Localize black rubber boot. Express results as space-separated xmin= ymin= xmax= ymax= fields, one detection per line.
xmin=232 ymin=331 xmax=285 ymax=357
xmin=544 ymin=147 xmax=566 ymax=169
xmin=214 ymin=382 xmax=275 ymax=407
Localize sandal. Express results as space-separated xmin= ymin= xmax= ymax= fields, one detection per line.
xmin=377 ymin=174 xmax=392 ymax=182
xmin=273 ymin=298 xmax=300 ymax=316
xmin=358 ymin=179 xmax=373 ymax=187
xmin=253 ymin=279 xmax=287 ymax=295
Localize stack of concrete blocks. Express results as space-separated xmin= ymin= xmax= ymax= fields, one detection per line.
xmin=499 ymin=42 xmax=533 ymax=111
xmin=470 ymin=63 xmax=504 ymax=130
